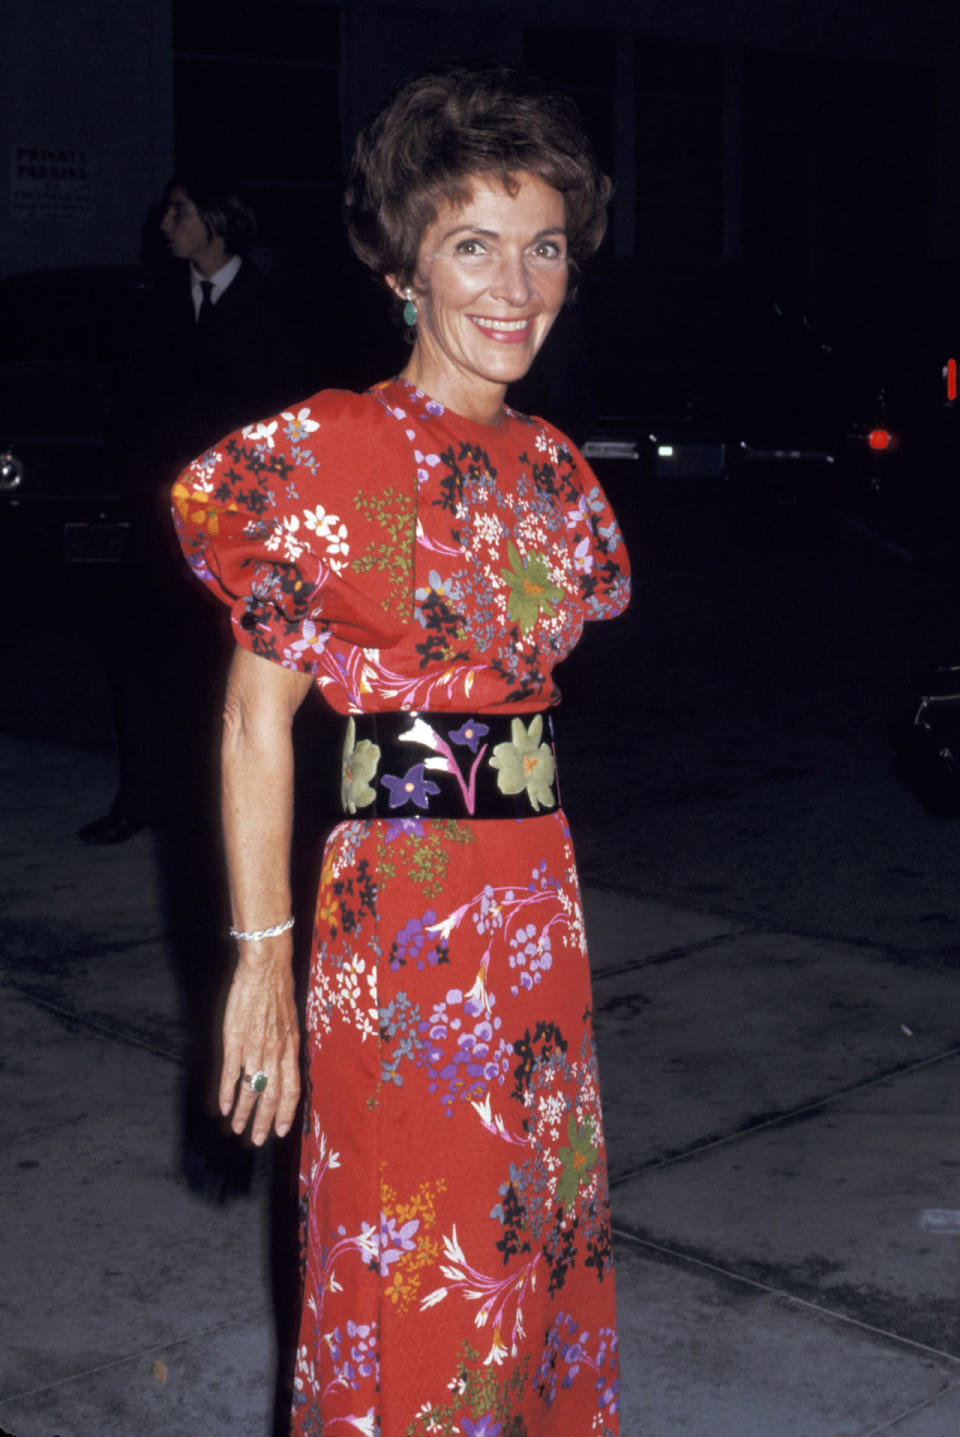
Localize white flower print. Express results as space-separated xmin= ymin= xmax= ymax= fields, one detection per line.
xmin=304 ymin=504 xmax=350 ymax=572
xmin=264 ymin=513 xmax=304 ymax=560
xmin=281 ymin=515 xmax=304 ymax=560
xmin=341 ymin=1408 xmax=376 ymax=1436
xmin=534 ymin=427 xmax=560 ymax=466
xmin=241 ymin=417 xmax=278 ymax=448
xmin=473 ymin=512 xmax=503 ymax=547
xmin=282 ymin=406 xmax=320 ymax=442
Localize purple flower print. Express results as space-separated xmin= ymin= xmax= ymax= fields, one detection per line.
xmin=380 ymin=763 xmax=441 ymax=810
xmin=326 ymin=1318 xmax=380 ymax=1389
xmin=448 ymin=718 xmax=490 ymax=754
xmin=414 ymin=447 xmax=442 ymax=485
xmin=384 ymin=816 xmax=424 ymax=844
xmin=379 ymin=1214 xmax=420 ymax=1274
xmin=598 ymin=1375 xmax=620 ymax=1413
xmin=535 ymin=1314 xmax=618 ymax=1412
xmin=390 ymin=910 xmax=445 ymax=971
xmin=565 ymin=493 xmax=590 ymax=529
xmin=461 ymin=1418 xmax=502 ymax=1437
xmin=572 ymin=535 xmax=594 ymax=575
xmin=186 ymin=550 xmax=215 ymax=584
xmin=430 ymin=1023 xmax=498 ymax=1115
xmin=287 ymin=618 xmax=330 ymax=665
xmin=346 ymin=1319 xmax=377 ymax=1379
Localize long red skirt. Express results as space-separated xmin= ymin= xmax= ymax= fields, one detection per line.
xmin=291 ymin=811 xmax=619 ymax=1437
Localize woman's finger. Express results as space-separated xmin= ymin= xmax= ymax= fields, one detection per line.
xmin=275 ymin=1040 xmax=301 ymax=1138
xmin=248 ymin=1033 xmax=299 ymax=1144
xmin=230 ymin=1066 xmax=261 ymax=1134
xmin=219 ymin=1039 xmax=244 ymax=1117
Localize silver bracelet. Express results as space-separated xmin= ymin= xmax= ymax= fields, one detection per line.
xmin=229 ymin=916 xmax=295 ymax=942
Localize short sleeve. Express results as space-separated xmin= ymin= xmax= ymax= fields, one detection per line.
xmin=172 ymin=389 xmax=417 ymax=670
xmin=532 ymin=415 xmax=631 ymax=622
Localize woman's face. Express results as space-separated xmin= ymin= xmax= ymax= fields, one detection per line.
xmin=399 ymin=171 xmax=569 ymax=421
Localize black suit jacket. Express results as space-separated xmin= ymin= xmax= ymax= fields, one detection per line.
xmin=120 ymin=257 xmax=308 ymax=478
xmin=116 ymin=257 xmax=309 ymax=575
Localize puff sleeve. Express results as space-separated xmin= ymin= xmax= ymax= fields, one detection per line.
xmin=172 ymin=390 xmax=417 ymax=671
xmin=533 ymin=415 xmax=631 ymax=622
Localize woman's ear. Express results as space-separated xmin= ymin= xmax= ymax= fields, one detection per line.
xmin=385 ymin=274 xmax=406 ymax=301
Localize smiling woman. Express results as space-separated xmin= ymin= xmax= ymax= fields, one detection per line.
xmin=390 ymin=173 xmax=570 ymax=422
xmin=171 ymin=63 xmax=628 ymax=1437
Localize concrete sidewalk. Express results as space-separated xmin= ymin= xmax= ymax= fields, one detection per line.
xmin=3 ymin=731 xmax=960 ymax=1435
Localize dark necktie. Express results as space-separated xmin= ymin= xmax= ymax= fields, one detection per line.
xmin=197 ymin=279 xmax=214 ymax=325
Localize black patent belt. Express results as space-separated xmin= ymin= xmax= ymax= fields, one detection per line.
xmin=339 ymin=711 xmax=558 ymax=819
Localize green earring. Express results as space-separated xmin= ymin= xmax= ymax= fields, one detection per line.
xmin=402 ymin=291 xmax=418 ymax=327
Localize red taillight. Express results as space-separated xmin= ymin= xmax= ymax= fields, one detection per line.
xmin=868 ymin=428 xmax=891 ymax=451
xmin=948 ymin=358 xmax=957 ymax=402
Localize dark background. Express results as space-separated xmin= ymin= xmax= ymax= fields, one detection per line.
xmin=6 ymin=11 xmax=960 ymax=1429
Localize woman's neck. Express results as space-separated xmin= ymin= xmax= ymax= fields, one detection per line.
xmin=398 ymin=355 xmax=506 ymax=428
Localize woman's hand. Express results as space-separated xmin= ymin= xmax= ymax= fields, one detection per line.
xmin=219 ymin=645 xmax=313 ymax=1144
xmin=220 ymin=939 xmax=300 ymax=1144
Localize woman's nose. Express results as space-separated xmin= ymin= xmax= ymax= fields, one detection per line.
xmin=159 ymin=208 xmax=173 ymax=233
xmin=491 ymin=252 xmax=533 ymax=307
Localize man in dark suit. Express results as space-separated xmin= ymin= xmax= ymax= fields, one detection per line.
xmin=81 ymin=172 xmax=307 ymax=844
xmin=143 ymin=174 xmax=305 ymax=467
xmin=79 ymin=174 xmax=315 ymax=1202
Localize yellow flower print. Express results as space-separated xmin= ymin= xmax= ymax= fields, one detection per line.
xmin=172 ymin=476 xmax=235 ymax=534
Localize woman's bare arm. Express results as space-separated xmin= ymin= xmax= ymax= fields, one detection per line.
xmin=219 ymin=644 xmax=314 ymax=1145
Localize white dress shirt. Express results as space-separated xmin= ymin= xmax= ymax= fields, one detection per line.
xmin=190 ymin=254 xmax=243 ymax=319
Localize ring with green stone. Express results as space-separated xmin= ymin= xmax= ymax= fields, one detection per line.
xmin=243 ymin=1069 xmax=269 ymax=1095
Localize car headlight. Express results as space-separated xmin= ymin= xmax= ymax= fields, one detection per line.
xmin=0 ymin=451 xmax=25 ymax=492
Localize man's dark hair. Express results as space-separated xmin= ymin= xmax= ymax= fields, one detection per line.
xmin=165 ymin=170 xmax=258 ymax=258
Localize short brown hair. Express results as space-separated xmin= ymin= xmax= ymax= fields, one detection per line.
xmin=344 ymin=64 xmax=612 ymax=291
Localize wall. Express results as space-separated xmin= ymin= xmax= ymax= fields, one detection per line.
xmin=3 ymin=0 xmax=960 ymax=280
xmin=1 ymin=0 xmax=171 ymax=277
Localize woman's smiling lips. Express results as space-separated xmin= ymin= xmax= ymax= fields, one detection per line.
xmin=469 ymin=315 xmax=535 ymax=342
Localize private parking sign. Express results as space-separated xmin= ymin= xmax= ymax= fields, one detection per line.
xmin=11 ymin=143 xmax=94 ymax=223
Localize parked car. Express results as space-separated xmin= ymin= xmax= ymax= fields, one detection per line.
xmin=580 ymin=269 xmax=903 ymax=497
xmin=0 ymin=267 xmax=141 ymax=569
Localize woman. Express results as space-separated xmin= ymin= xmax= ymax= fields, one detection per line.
xmin=173 ymin=64 xmax=629 ymax=1436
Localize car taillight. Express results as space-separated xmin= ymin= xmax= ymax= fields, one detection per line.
xmin=946 ymin=358 xmax=957 ymax=403
xmin=868 ymin=429 xmax=891 ymax=451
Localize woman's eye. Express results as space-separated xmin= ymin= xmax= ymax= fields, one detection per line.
xmin=455 ymin=239 xmax=485 ymax=256
xmin=533 ymin=241 xmax=564 ymax=260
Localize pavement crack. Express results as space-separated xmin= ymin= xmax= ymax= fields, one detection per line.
xmin=612 ymin=1227 xmax=960 ymax=1368
xmin=6 ymin=982 xmax=184 ymax=1063
xmin=860 ymin=1379 xmax=960 ymax=1435
xmin=0 ymin=1307 xmax=272 ymax=1406
xmin=609 ymin=1039 xmax=960 ymax=1183
xmin=591 ymin=926 xmax=759 ymax=979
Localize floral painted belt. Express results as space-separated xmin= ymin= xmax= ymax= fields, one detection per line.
xmin=339 ymin=711 xmax=559 ymax=819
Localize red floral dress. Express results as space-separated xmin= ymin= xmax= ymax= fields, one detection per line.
xmin=173 ymin=378 xmax=630 ymax=1437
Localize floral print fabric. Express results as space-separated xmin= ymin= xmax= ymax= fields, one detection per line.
xmin=173 ymin=378 xmax=629 ymax=714
xmin=173 ymin=378 xmax=630 ymax=1435
xmin=298 ymin=815 xmax=620 ymax=1437
xmin=341 ymin=711 xmax=558 ymax=819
